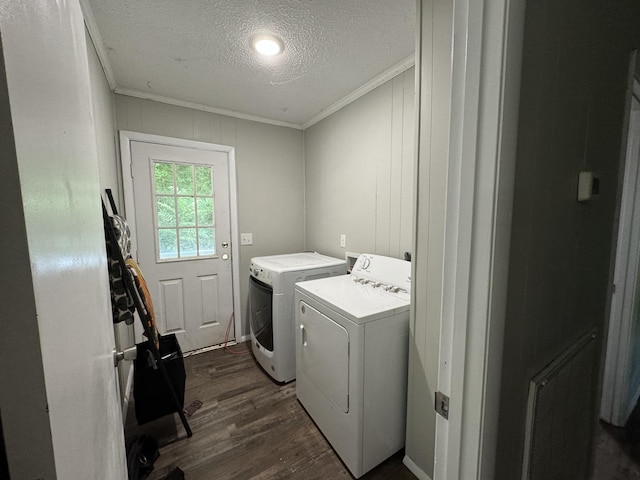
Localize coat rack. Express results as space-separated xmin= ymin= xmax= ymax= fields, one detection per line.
xmin=103 ymin=189 xmax=192 ymax=438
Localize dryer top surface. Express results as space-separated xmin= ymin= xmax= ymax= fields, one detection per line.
xmin=296 ymin=274 xmax=409 ymax=324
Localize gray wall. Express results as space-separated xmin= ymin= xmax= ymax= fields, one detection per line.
xmin=405 ymin=0 xmax=452 ymax=476
xmin=114 ymin=95 xmax=305 ymax=336
xmin=304 ymin=68 xmax=415 ymax=259
xmin=495 ymin=1 xmax=640 ymax=478
xmin=86 ymin=29 xmax=135 ymax=402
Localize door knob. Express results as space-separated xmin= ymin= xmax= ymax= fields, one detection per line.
xmin=222 ymin=253 xmax=229 ymax=260
xmin=113 ymin=346 xmax=137 ymax=367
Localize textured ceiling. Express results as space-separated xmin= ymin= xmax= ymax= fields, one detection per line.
xmin=87 ymin=0 xmax=416 ymax=127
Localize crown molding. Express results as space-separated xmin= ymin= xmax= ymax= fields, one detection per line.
xmin=78 ymin=2 xmax=414 ymax=132
xmin=301 ymin=54 xmax=416 ymax=130
xmin=114 ymin=88 xmax=304 ymax=130
xmin=79 ymin=0 xmax=117 ymax=90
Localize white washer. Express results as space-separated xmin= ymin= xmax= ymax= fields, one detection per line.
xmin=249 ymin=252 xmax=346 ymax=383
xmin=294 ymin=254 xmax=411 ymax=478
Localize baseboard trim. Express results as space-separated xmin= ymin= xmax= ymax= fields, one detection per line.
xmin=183 ymin=336 xmax=251 ymax=357
xmin=403 ymin=455 xmax=432 ymax=480
xmin=121 ymin=363 xmax=134 ymax=421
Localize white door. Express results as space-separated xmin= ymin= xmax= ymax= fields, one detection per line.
xmin=602 ymin=79 xmax=640 ymax=426
xmin=130 ymin=141 xmax=234 ymax=352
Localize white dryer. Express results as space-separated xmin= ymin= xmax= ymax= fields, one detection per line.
xmin=249 ymin=252 xmax=346 ymax=383
xmin=294 ymin=254 xmax=411 ymax=478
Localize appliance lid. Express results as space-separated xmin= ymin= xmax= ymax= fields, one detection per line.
xmin=251 ymin=252 xmax=346 ymax=272
xmin=295 ymin=274 xmax=410 ymax=325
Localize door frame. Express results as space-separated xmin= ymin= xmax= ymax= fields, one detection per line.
xmin=119 ymin=130 xmax=243 ymax=346
xmin=416 ymin=0 xmax=526 ymax=478
xmin=601 ymin=66 xmax=640 ymax=426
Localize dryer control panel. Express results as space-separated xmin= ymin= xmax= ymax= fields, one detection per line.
xmin=351 ymin=254 xmax=411 ymax=294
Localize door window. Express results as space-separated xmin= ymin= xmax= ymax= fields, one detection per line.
xmin=153 ymin=161 xmax=216 ymax=261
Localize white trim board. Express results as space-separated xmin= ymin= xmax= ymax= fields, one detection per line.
xmin=118 ymin=131 xmax=244 ymax=349
xmin=425 ymin=0 xmax=525 ymax=478
xmin=114 ymin=88 xmax=303 ymax=130
xmin=115 ymin=54 xmax=415 ymax=131
xmin=121 ymin=364 xmax=134 ymax=422
xmin=78 ymin=0 xmax=117 ymax=90
xmin=601 ymin=73 xmax=640 ymax=426
xmin=403 ymin=454 xmax=433 ymax=480
xmin=301 ymin=55 xmax=416 ymax=129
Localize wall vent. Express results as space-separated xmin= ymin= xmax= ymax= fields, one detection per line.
xmin=521 ymin=330 xmax=598 ymax=480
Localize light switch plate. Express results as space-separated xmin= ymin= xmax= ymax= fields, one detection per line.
xmin=241 ymin=233 xmax=253 ymax=245
xmin=340 ymin=234 xmax=346 ymax=248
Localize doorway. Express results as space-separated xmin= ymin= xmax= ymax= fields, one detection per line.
xmin=601 ymin=75 xmax=640 ymax=427
xmin=120 ymin=131 xmax=242 ymax=353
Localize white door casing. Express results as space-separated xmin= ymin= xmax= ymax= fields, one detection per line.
xmin=120 ymin=132 xmax=242 ymax=352
xmin=411 ymin=1 xmax=525 ymax=479
xmin=602 ymin=77 xmax=640 ymax=426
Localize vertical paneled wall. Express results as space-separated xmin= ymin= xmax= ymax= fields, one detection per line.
xmin=85 ymin=30 xmax=135 ymax=403
xmin=303 ymin=67 xmax=415 ymax=260
xmin=114 ymin=95 xmax=305 ymax=336
xmin=495 ymin=1 xmax=640 ymax=478
xmin=406 ymin=0 xmax=452 ymax=475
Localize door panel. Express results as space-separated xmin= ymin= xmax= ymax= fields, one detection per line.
xmin=298 ymin=301 xmax=350 ymax=413
xmin=131 ymin=141 xmax=234 ymax=352
xmin=159 ymin=279 xmax=185 ymax=333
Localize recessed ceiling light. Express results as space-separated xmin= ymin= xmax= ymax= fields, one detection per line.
xmin=251 ymin=34 xmax=284 ymax=56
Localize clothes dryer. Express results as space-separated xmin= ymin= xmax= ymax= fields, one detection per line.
xmin=249 ymin=252 xmax=346 ymax=383
xmin=294 ymin=254 xmax=411 ymax=478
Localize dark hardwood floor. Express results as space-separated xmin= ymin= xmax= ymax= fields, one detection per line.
xmin=126 ymin=345 xmax=417 ymax=480
xmin=592 ymin=421 xmax=640 ymax=480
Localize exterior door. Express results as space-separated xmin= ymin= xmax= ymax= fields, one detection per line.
xmin=130 ymin=141 xmax=234 ymax=352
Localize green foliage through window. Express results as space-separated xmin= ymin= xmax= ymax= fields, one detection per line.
xmin=153 ymin=161 xmax=216 ymax=260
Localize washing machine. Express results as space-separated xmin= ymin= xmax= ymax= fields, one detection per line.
xmin=294 ymin=254 xmax=411 ymax=478
xmin=249 ymin=252 xmax=346 ymax=383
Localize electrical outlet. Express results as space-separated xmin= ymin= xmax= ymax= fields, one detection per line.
xmin=241 ymin=233 xmax=253 ymax=245
xmin=340 ymin=234 xmax=346 ymax=248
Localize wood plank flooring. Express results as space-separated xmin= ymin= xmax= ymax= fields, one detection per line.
xmin=126 ymin=345 xmax=417 ymax=480
xmin=592 ymin=421 xmax=640 ymax=480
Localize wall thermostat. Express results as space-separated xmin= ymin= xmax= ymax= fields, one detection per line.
xmin=577 ymin=171 xmax=599 ymax=202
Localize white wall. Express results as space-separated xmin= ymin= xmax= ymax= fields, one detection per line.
xmin=303 ymin=67 xmax=415 ymax=259
xmin=114 ymin=95 xmax=305 ymax=336
xmin=0 ymin=1 xmax=127 ymax=478
xmin=0 ymin=32 xmax=57 ymax=480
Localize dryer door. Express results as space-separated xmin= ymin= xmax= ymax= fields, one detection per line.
xmin=298 ymin=301 xmax=349 ymax=413
xmin=249 ymin=276 xmax=273 ymax=351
